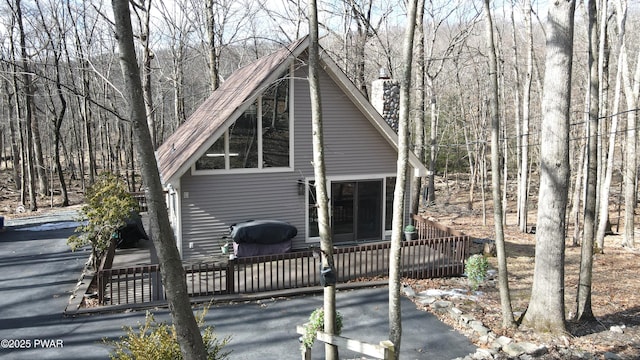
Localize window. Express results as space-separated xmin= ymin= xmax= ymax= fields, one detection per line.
xmin=385 ymin=177 xmax=396 ymax=231
xmin=195 ymin=71 xmax=291 ymax=172
xmin=262 ymin=77 xmax=290 ymax=167
xmin=307 ymin=177 xmax=394 ymax=241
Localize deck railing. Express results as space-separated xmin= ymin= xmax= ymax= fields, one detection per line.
xmin=97 ymin=216 xmax=470 ymax=306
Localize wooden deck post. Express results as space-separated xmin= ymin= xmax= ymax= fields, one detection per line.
xmin=226 ymin=259 xmax=236 ymax=294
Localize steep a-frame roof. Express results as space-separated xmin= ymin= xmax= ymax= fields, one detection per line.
xmin=156 ymin=36 xmax=427 ymax=184
xmin=156 ymin=37 xmax=309 ymax=184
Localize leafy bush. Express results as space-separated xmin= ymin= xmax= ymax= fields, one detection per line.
xmin=464 ymin=254 xmax=490 ymax=290
xmin=301 ymin=307 xmax=343 ymax=349
xmin=106 ymin=307 xmax=231 ymax=360
xmin=67 ymin=172 xmax=139 ymax=269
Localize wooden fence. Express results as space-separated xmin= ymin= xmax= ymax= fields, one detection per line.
xmin=97 ymin=217 xmax=470 ymax=306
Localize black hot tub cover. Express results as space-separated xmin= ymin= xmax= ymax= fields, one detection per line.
xmin=230 ymin=220 xmax=297 ymax=245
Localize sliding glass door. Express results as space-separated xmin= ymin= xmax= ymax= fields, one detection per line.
xmin=331 ymin=180 xmax=382 ymax=243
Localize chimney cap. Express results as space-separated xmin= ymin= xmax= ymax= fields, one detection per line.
xmin=378 ymin=67 xmax=390 ymax=79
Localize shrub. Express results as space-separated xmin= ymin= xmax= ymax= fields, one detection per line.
xmin=105 ymin=307 xmax=231 ymax=360
xmin=67 ymin=172 xmax=139 ymax=269
xmin=464 ymin=254 xmax=490 ymax=290
xmin=301 ymin=307 xmax=343 ymax=350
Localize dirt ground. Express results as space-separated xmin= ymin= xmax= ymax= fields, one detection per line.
xmin=2 ymin=169 xmax=639 ymax=358
xmin=410 ymin=179 xmax=640 ymax=359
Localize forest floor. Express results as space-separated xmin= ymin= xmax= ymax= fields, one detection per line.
xmin=409 ymin=177 xmax=640 ymax=359
xmin=1 ymin=169 xmax=639 ymax=358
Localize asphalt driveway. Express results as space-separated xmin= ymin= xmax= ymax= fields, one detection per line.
xmin=0 ymin=215 xmax=476 ymax=359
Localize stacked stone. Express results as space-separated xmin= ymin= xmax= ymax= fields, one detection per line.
xmin=371 ymin=78 xmax=400 ymax=132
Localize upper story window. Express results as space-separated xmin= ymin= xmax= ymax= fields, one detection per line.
xmin=195 ymin=71 xmax=291 ymax=172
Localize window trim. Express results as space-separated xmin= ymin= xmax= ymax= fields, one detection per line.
xmin=305 ymin=173 xmax=396 ymax=243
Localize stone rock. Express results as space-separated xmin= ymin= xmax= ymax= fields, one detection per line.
xmin=431 ymin=300 xmax=453 ymax=309
xmin=520 ymin=342 xmax=547 ymax=356
xmin=448 ymin=307 xmax=463 ymax=320
xmin=469 ymin=321 xmax=490 ymax=336
xmin=472 ymin=348 xmax=494 ymax=359
xmin=604 ymin=352 xmax=622 ymax=360
xmin=609 ymin=325 xmax=625 ymax=334
xmin=418 ymin=296 xmax=437 ymax=305
xmin=401 ymin=284 xmax=416 ymax=297
xmin=495 ymin=336 xmax=512 ymax=347
xmin=502 ymin=342 xmax=525 ymax=357
xmin=460 ymin=314 xmax=476 ymax=324
xmin=477 ymin=334 xmax=492 ymax=345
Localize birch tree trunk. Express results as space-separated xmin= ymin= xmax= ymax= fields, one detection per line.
xmin=410 ymin=0 xmax=425 ymax=216
xmin=308 ymin=1 xmax=338 ymax=358
xmin=577 ymin=0 xmax=599 ymax=322
xmin=518 ymin=0 xmax=533 ymax=233
xmin=523 ymin=0 xmax=575 ymax=334
xmin=596 ymin=0 xmax=626 ymax=252
xmin=389 ymin=0 xmax=418 ymax=357
xmin=483 ymin=0 xmax=515 ymax=329
xmin=111 ymin=1 xmax=207 ymax=358
xmin=621 ymin=48 xmax=639 ymax=248
xmin=139 ymin=0 xmax=157 ymax=148
xmin=619 ymin=0 xmax=639 ymax=249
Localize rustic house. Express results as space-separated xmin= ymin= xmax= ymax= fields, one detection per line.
xmin=156 ymin=37 xmax=427 ymax=261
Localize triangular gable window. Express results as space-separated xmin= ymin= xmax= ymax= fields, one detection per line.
xmin=195 ymin=71 xmax=291 ymax=172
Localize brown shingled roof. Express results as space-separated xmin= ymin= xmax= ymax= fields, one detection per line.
xmin=156 ymin=37 xmax=309 ymax=184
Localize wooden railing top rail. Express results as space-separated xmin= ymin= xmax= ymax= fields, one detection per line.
xmin=412 ymin=214 xmax=466 ymax=237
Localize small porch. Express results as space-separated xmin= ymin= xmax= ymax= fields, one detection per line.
xmin=93 ymin=215 xmax=470 ymax=309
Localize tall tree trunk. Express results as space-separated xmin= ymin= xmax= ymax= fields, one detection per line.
xmin=483 ymin=0 xmax=515 ymax=329
xmin=523 ymin=0 xmax=575 ymax=334
xmin=596 ymin=0 xmax=626 ymax=252
xmin=621 ymin=48 xmax=639 ymax=248
xmin=619 ymin=0 xmax=639 ymax=249
xmin=206 ymin=0 xmax=219 ymax=92
xmin=389 ymin=0 xmax=418 ymax=357
xmin=140 ymin=0 xmax=156 ymax=148
xmin=577 ymin=0 xmax=599 ymax=322
xmin=595 ymin=0 xmax=610 ymax=226
xmin=410 ymin=0 xmax=425 ymax=216
xmin=3 ymin=79 xmax=21 ymax=187
xmin=35 ymin=0 xmax=69 ymax=207
xmin=111 ymin=1 xmax=207 ymax=359
xmin=518 ymin=0 xmax=533 ymax=233
xmin=308 ymin=1 xmax=338 ymax=359
xmin=14 ymin=0 xmax=37 ymax=211
xmin=426 ymin=78 xmax=437 ymax=205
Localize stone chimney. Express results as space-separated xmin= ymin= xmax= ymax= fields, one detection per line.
xmin=371 ymin=68 xmax=400 ymax=132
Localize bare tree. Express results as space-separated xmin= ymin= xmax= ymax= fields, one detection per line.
xmin=34 ymin=0 xmax=69 ymax=206
xmin=308 ymin=0 xmax=338 ymax=358
xmin=410 ymin=0 xmax=425 ymax=216
xmin=205 ymin=0 xmax=219 ymax=91
xmin=618 ymin=0 xmax=639 ymax=249
xmin=577 ymin=0 xmax=599 ymax=322
xmin=388 ymin=0 xmax=418 ymax=357
xmin=518 ymin=0 xmax=534 ymax=233
xmin=111 ymin=0 xmax=207 ymax=358
xmin=423 ymin=1 xmax=479 ymax=205
xmin=596 ymin=0 xmax=626 ymax=252
xmin=523 ymin=0 xmax=576 ymax=333
xmin=11 ymin=0 xmax=38 ymax=210
xmin=483 ymin=0 xmax=515 ymax=329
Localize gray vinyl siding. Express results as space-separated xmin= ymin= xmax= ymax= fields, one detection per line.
xmin=178 ymin=62 xmax=411 ymax=261
xmin=179 ymin=171 xmax=305 ymax=260
xmin=293 ymin=66 xmax=399 ymax=175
